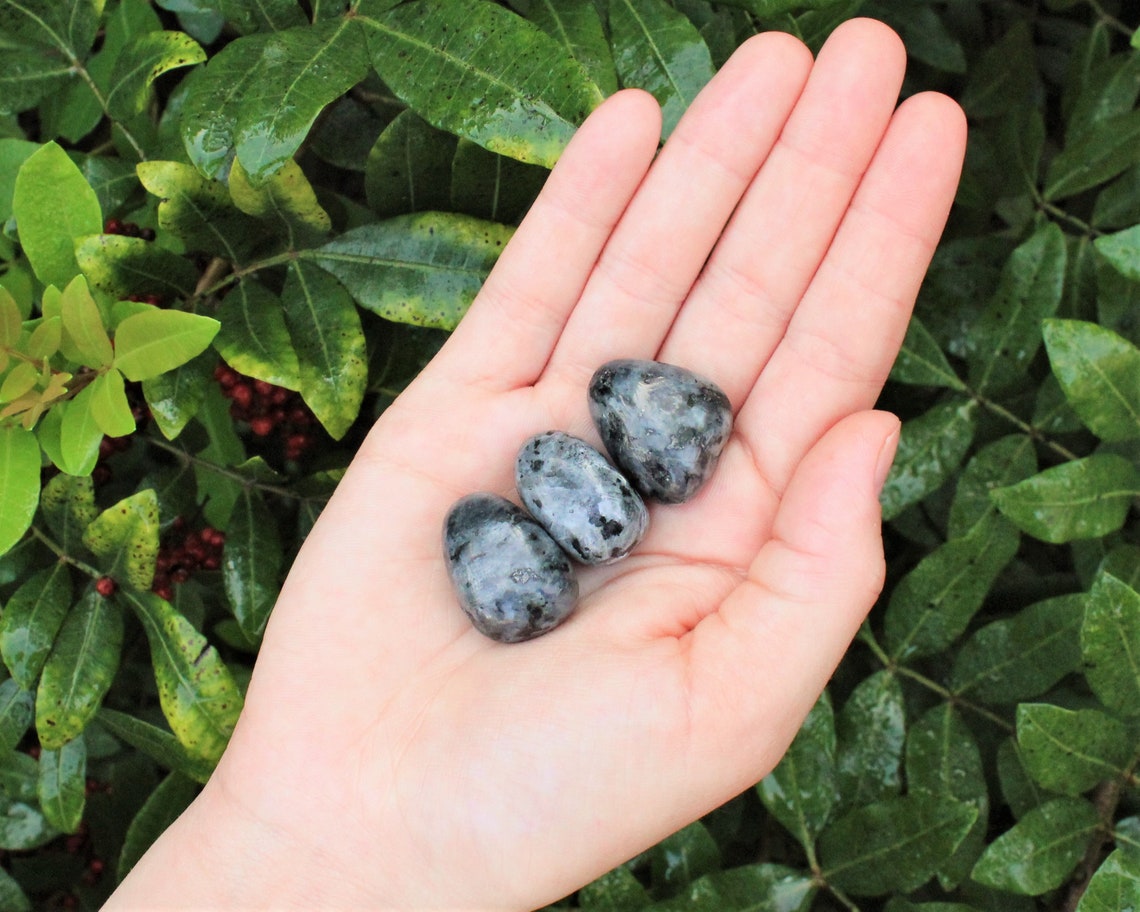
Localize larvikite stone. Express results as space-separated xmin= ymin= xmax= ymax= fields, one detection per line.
xmin=443 ymin=493 xmax=578 ymax=643
xmin=515 ymin=431 xmax=649 ymax=565
xmin=588 ymin=359 xmax=732 ymax=504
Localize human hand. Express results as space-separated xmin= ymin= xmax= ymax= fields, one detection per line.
xmin=106 ymin=18 xmax=966 ymax=911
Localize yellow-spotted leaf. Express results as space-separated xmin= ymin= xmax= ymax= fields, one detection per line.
xmin=81 ymin=489 xmax=160 ymax=591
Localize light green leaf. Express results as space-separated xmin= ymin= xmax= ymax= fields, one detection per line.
xmin=124 ymin=591 xmax=243 ymax=765
xmin=1043 ymin=318 xmax=1140 ymax=441
xmin=96 ymin=707 xmax=214 ymax=784
xmin=1017 ymin=704 xmax=1132 ymax=796
xmin=88 ymin=369 xmax=136 ymax=438
xmin=214 ymin=280 xmax=302 ymax=390
xmin=118 ymin=771 xmax=199 ymax=882
xmin=143 ymin=350 xmax=215 ymax=441
xmin=11 ymin=142 xmax=103 ymax=288
xmin=59 ymin=275 xmax=113 ymax=368
xmin=526 ymin=0 xmax=617 ymax=95
xmin=26 ymin=314 xmax=62 ymax=360
xmin=1046 ymin=108 xmax=1140 ymax=201
xmin=37 ymin=736 xmax=86 ymax=833
xmin=0 ymin=363 xmax=36 ymax=404
xmin=0 ymin=562 xmax=72 ymax=690
xmin=990 ymin=453 xmax=1140 ymax=543
xmin=835 ymin=669 xmax=905 ymax=811
xmin=36 ymin=588 xmax=124 ymax=750
xmin=113 ymin=307 xmax=221 ymax=382
xmin=971 ymin=797 xmax=1099 ymax=895
xmin=281 ymin=262 xmax=366 ymax=439
xmin=81 ymin=489 xmax=160 ymax=590
xmin=364 ymin=109 xmax=457 ymax=217
xmin=0 ymin=679 xmax=34 ymax=751
xmin=890 ymin=315 xmax=967 ymax=390
xmin=1082 ymin=573 xmax=1140 ymax=717
xmin=228 ymin=158 xmax=331 ymax=246
xmin=306 ymin=213 xmax=514 ymax=330
xmin=222 ymin=487 xmax=282 ymax=641
xmin=608 ymin=0 xmax=715 ymax=139
xmin=75 ymin=233 xmax=200 ymax=301
xmin=0 ymin=287 xmax=21 ymax=349
xmin=361 ymin=0 xmax=604 ymax=168
xmin=820 ymin=796 xmax=978 ymax=896
xmin=1076 ymin=849 xmax=1140 ymax=912
xmin=58 ymin=385 xmax=103 ymax=476
xmin=105 ymin=30 xmax=205 ymax=120
xmin=0 ymin=424 xmax=40 ymax=557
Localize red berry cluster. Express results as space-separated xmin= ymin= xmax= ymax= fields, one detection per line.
xmin=103 ymin=218 xmax=156 ymax=242
xmin=213 ymin=363 xmax=319 ymax=462
xmin=126 ymin=292 xmax=165 ymax=307
xmin=152 ymin=517 xmax=225 ymax=602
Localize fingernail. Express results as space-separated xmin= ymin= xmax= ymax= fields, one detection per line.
xmin=874 ymin=422 xmax=901 ymax=495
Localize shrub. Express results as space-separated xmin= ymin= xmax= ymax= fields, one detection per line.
xmin=1 ymin=0 xmax=1139 ymax=909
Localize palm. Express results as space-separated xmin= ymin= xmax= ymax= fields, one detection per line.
xmin=194 ymin=19 xmax=966 ymax=912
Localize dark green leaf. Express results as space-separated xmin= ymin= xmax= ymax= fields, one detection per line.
xmin=113 ymin=308 xmax=221 ymax=382
xmin=878 ymin=3 xmax=965 ymax=73
xmin=0 ymin=563 xmax=72 ymax=691
xmin=0 ymin=866 xmax=30 ymax=911
xmin=835 ymin=669 xmax=905 ymax=811
xmin=105 ymin=30 xmax=205 ymax=121
xmin=143 ymin=350 xmax=215 ymax=441
xmin=117 ymin=770 xmax=199 ymax=882
xmin=820 ymin=796 xmax=978 ymax=896
xmin=645 ymin=864 xmax=815 ymax=912
xmin=990 ymin=453 xmax=1140 ymax=544
xmin=305 ymin=213 xmax=514 ymax=330
xmin=81 ymin=489 xmax=160 ymax=591
xmin=525 ymin=0 xmax=617 ymax=95
xmin=0 ymin=751 xmax=56 ymax=850
xmin=649 ymin=821 xmax=721 ymax=892
xmin=450 ymin=138 xmax=548 ymax=223
xmin=970 ymin=797 xmax=1099 ymax=895
xmin=35 ymin=588 xmax=124 ymax=750
xmin=1076 ymin=848 xmax=1140 ymax=912
xmin=37 ymin=736 xmax=86 ymax=833
xmin=213 ymin=0 xmax=307 ymax=35
xmin=0 ymin=680 xmax=34 ymax=752
xmin=950 ymin=595 xmax=1085 ymax=703
xmin=1046 ymin=109 xmax=1140 ymax=201
xmin=1066 ymin=51 xmax=1140 ymax=144
xmin=96 ymin=708 xmax=214 ymax=784
xmin=222 ymin=487 xmax=281 ymax=641
xmin=1017 ymin=704 xmax=1132 ymax=796
xmin=949 ymin=435 xmax=1038 ymax=538
xmin=215 ymin=280 xmax=302 ymax=391
xmin=0 ymin=424 xmax=40 ymax=557
xmin=0 ymin=0 xmax=102 ymax=59
xmin=609 ymin=0 xmax=715 ymax=139
xmin=1095 ymin=223 xmax=1140 ymax=284
xmin=889 ymin=315 xmax=966 ymax=390
xmin=0 ymin=50 xmax=74 ymax=116
xmin=578 ymin=865 xmax=651 ymax=910
xmin=1082 ymin=573 xmax=1140 ymax=717
xmin=74 ymin=234 xmax=200 ymax=301
xmin=960 ymin=22 xmax=1037 ymax=120
xmin=361 ymin=0 xmax=604 ymax=168
xmin=364 ymin=110 xmax=457 ymax=217
xmin=1043 ymin=318 xmax=1140 ymax=441
xmin=229 ymin=158 xmax=331 ymax=246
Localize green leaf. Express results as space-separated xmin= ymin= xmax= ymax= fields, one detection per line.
xmin=1017 ymin=704 xmax=1132 ymax=796
xmin=0 ymin=0 xmax=104 ymax=59
xmin=37 ymin=736 xmax=86 ymax=833
xmin=608 ymin=0 xmax=715 ymax=139
xmin=0 ymin=680 xmax=34 ymax=751
xmin=74 ymin=233 xmax=200 ymax=301
xmin=645 ymin=864 xmax=815 ymax=912
xmin=59 ymin=275 xmax=113 ymax=368
xmin=450 ymin=138 xmax=548 ymax=224
xmin=143 ymin=349 xmax=214 ymax=441
xmin=11 ymin=142 xmax=103 ymax=288
xmin=1082 ymin=573 xmax=1140 ymax=717
xmin=0 ymin=865 xmax=30 ymax=912
xmin=0 ymin=751 xmax=56 ymax=850
xmin=578 ymin=865 xmax=652 ymax=910
xmin=81 ymin=489 xmax=160 ymax=590
xmin=0 ymin=562 xmax=72 ymax=690
xmin=105 ymin=30 xmax=206 ymax=121
xmin=118 ymin=771 xmax=199 ymax=882
xmin=819 ymin=795 xmax=978 ymax=896
xmin=526 ymin=0 xmax=617 ymax=95
xmin=35 ymin=588 xmax=124 ymax=750
xmin=1043 ymin=319 xmax=1140 ymax=441
xmin=229 ymin=158 xmax=331 ymax=246
xmin=948 ymin=435 xmax=1038 ymax=538
xmin=835 ymin=669 xmax=905 ymax=811
xmin=58 ymin=386 xmax=104 ymax=476
xmin=305 ymin=213 xmax=514 ymax=330
xmin=990 ymin=453 xmax=1140 ymax=543
xmin=124 ymin=590 xmax=243 ymax=765
xmin=879 ymin=398 xmax=977 ymax=521
xmin=0 ymin=50 xmax=74 ymax=116
xmin=281 ymin=261 xmax=366 ymax=439
xmin=649 ymin=821 xmax=721 ymax=892
xmin=215 ymin=280 xmax=302 ymax=390
xmin=113 ymin=307 xmax=221 ymax=382
xmin=222 ymin=487 xmax=282 ymax=641
xmin=1046 ymin=109 xmax=1140 ymax=201
xmin=889 ymin=315 xmax=966 ymax=390
xmin=361 ymin=0 xmax=604 ymax=168
xmin=0 ymin=287 xmax=21 ymax=349
xmin=1076 ymin=849 xmax=1140 ymax=912
xmin=950 ymin=594 xmax=1085 ymax=703
xmin=0 ymin=424 xmax=39 ymax=557
xmin=96 ymin=707 xmax=214 ymax=784
xmin=964 ymin=223 xmax=1068 ymax=395
xmin=885 ymin=513 xmax=1020 ymax=662
xmin=364 ymin=109 xmax=457 ymax=217
xmin=970 ymin=797 xmax=1099 ymax=895
xmin=0 ymin=362 xmax=36 ymax=403
xmin=26 ymin=314 xmax=62 ymax=360
xmin=89 ymin=369 xmax=136 ymax=438
xmin=757 ymin=691 xmax=837 ymax=849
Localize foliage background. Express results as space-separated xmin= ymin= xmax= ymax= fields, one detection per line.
xmin=2 ymin=0 xmax=1140 ymax=909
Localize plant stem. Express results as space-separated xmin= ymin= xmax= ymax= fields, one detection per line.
xmin=1085 ymin=0 xmax=1134 ymax=37
xmin=70 ymin=60 xmax=147 ymax=161
xmin=30 ymin=526 xmax=101 ymax=579
xmin=824 ymin=883 xmax=862 ymax=912
xmin=972 ymin=393 xmax=1083 ymax=463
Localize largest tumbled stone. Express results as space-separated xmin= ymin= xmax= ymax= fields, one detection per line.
xmin=443 ymin=493 xmax=578 ymax=643
xmin=588 ymin=359 xmax=733 ymax=504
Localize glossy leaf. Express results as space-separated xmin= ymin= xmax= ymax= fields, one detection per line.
xmin=1076 ymin=849 xmax=1140 ymax=912
xmin=361 ymin=0 xmax=604 ymax=168
xmin=143 ymin=350 xmax=215 ymax=441
xmin=0 ymin=0 xmax=103 ymax=59
xmin=971 ymin=797 xmax=1099 ymax=895
xmin=105 ymin=30 xmax=205 ymax=121
xmin=0 ymin=679 xmax=34 ymax=752
xmin=0 ymin=50 xmax=74 ymax=116
xmin=113 ymin=308 xmax=221 ymax=382
xmin=950 ymin=595 xmax=1085 ymax=703
xmin=890 ymin=315 xmax=966 ymax=390
xmin=450 ymin=139 xmax=548 ymax=223
xmin=1082 ymin=573 xmax=1140 ymax=717
xmin=118 ymin=771 xmax=199 ymax=882
xmin=81 ymin=489 xmax=160 ymax=590
xmin=757 ymin=691 xmax=837 ymax=849
xmin=990 ymin=453 xmax=1140 ymax=543
xmin=649 ymin=821 xmax=721 ymax=892
xmin=0 ymin=425 xmax=39 ymax=557
xmin=1017 ymin=704 xmax=1132 ymax=796
xmin=885 ymin=513 xmax=1020 ymax=662
xmin=89 ymin=369 xmax=136 ymax=438
xmin=11 ymin=142 xmax=102 ymax=288
xmin=229 ymin=159 xmax=331 ymax=246
xmin=37 ymin=736 xmax=86 ymax=833
xmin=525 ymin=0 xmax=617 ymax=95
xmin=74 ymin=233 xmax=200 ymax=301
xmin=365 ymin=110 xmax=457 ymax=217
xmin=36 ymin=588 xmax=124 ymax=749
xmin=948 ymin=435 xmax=1037 ymax=538
xmin=59 ymin=275 xmax=113 ymax=368
xmin=306 ymin=213 xmax=514 ymax=330
xmin=0 ymin=562 xmax=72 ymax=690
xmin=819 ymin=796 xmax=978 ymax=896
xmin=125 ymin=590 xmax=243 ymax=765
xmin=879 ymin=398 xmax=977 ymax=521
xmin=212 ymin=0 xmax=306 ymax=34
xmin=645 ymin=864 xmax=815 ymax=912
xmin=96 ymin=708 xmax=214 ymax=784
xmin=964 ymin=223 xmax=1067 ymax=395
xmin=281 ymin=262 xmax=366 ymax=439
xmin=0 ymin=866 xmax=30 ymax=911
xmin=578 ymin=865 xmax=651 ymax=910
xmin=1043 ymin=318 xmax=1140 ymax=441
xmin=1046 ymin=109 xmax=1140 ymax=201
xmin=0 ymin=751 xmax=56 ymax=851
xmin=835 ymin=670 xmax=906 ymax=811
xmin=214 ymin=280 xmax=302 ymax=390
xmin=222 ymin=487 xmax=282 ymax=640
xmin=57 ymin=387 xmax=104 ymax=476
xmin=1096 ymin=223 xmax=1140 ymax=283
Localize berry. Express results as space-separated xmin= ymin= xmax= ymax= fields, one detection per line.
xmin=249 ymin=415 xmax=275 ymax=437
xmin=94 ymin=577 xmax=117 ymax=598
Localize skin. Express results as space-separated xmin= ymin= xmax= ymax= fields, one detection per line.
xmin=105 ymin=19 xmax=967 ymax=911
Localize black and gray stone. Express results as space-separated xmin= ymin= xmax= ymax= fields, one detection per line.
xmin=515 ymin=431 xmax=649 ymax=565
xmin=443 ymin=493 xmax=579 ymax=643
xmin=588 ymin=359 xmax=733 ymax=504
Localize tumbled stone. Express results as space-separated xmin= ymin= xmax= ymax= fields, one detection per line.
xmin=443 ymin=493 xmax=579 ymax=643
xmin=515 ymin=431 xmax=649 ymax=565
xmin=588 ymin=359 xmax=733 ymax=504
